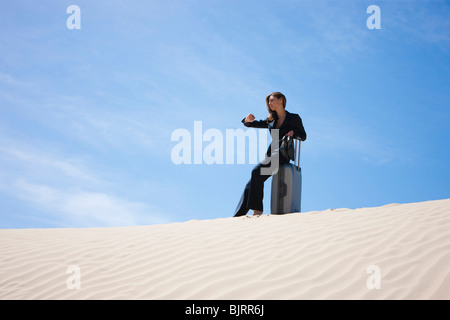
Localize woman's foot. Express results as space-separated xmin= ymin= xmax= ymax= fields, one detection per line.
xmin=253 ymin=210 xmax=263 ymax=216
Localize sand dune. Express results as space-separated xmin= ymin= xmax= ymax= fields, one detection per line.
xmin=1 ymin=198 xmax=449 ymax=300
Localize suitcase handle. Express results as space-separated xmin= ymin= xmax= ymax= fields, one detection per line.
xmin=293 ymin=138 xmax=301 ymax=170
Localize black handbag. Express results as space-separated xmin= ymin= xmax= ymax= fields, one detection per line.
xmin=279 ymin=135 xmax=295 ymax=162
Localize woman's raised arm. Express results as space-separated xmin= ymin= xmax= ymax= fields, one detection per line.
xmin=241 ymin=113 xmax=269 ymax=128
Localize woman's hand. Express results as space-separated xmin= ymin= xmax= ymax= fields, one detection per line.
xmin=244 ymin=113 xmax=255 ymax=123
xmin=285 ymin=130 xmax=294 ymax=137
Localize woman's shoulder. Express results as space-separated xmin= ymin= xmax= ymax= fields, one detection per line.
xmin=286 ymin=110 xmax=301 ymax=119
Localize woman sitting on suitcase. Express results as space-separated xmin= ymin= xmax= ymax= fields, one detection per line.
xmin=233 ymin=92 xmax=307 ymax=217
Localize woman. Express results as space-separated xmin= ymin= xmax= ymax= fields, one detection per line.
xmin=233 ymin=92 xmax=307 ymax=217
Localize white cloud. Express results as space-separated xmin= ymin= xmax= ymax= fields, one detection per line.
xmin=0 ymin=139 xmax=172 ymax=228
xmin=13 ymin=179 xmax=167 ymax=227
xmin=0 ymin=72 xmax=169 ymax=156
xmin=0 ymin=146 xmax=97 ymax=185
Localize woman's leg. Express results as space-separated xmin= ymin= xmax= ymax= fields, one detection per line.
xmin=246 ymin=162 xmax=272 ymax=212
xmin=233 ymin=161 xmax=273 ymax=217
xmin=233 ymin=180 xmax=252 ymax=217
xmin=233 ymin=150 xmax=290 ymax=217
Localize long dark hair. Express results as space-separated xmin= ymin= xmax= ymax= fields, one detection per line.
xmin=265 ymin=92 xmax=287 ymax=123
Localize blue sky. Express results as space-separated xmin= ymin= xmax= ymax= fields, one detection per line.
xmin=1 ymin=0 xmax=449 ymax=228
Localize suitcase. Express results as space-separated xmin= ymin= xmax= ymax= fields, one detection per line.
xmin=271 ymin=138 xmax=302 ymax=214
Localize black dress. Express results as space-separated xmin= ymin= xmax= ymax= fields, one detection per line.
xmin=233 ymin=110 xmax=306 ymax=216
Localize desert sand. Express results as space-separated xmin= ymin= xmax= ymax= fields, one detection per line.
xmin=1 ymin=198 xmax=449 ymax=300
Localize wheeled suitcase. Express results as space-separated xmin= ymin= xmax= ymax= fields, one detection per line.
xmin=271 ymin=138 xmax=302 ymax=214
